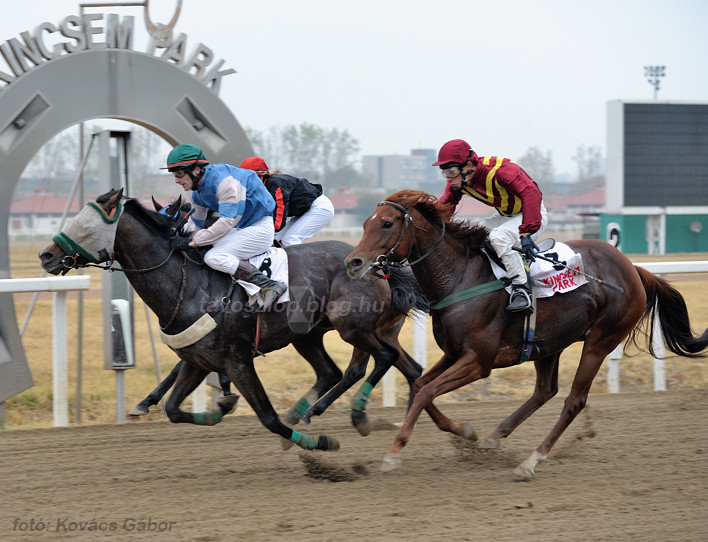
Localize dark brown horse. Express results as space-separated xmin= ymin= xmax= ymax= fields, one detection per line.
xmin=128 ymin=196 xmax=427 ymax=432
xmin=39 ymin=189 xmax=427 ymax=452
xmin=345 ymin=189 xmax=708 ymax=477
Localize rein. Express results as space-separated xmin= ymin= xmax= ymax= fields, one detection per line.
xmin=376 ymin=199 xmax=509 ymax=311
xmin=374 ymin=200 xmax=446 ymax=277
xmin=56 ymin=199 xmax=210 ymax=333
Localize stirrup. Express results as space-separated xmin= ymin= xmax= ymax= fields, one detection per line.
xmin=261 ymin=282 xmax=287 ymax=311
xmin=506 ymin=286 xmax=532 ymax=313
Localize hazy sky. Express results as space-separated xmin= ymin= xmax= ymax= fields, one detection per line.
xmin=2 ymin=0 xmax=707 ymax=175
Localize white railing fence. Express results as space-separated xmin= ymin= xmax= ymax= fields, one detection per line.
xmin=0 ymin=276 xmax=90 ymax=427
xmin=384 ymin=260 xmax=708 ymax=405
xmin=7 ymin=262 xmax=708 ymax=422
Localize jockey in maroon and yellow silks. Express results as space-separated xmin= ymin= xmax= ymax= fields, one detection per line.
xmin=434 ymin=139 xmax=547 ymax=313
xmin=438 ymin=155 xmax=543 ymax=235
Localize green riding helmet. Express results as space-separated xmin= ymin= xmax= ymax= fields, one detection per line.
xmin=164 ymin=144 xmax=209 ymax=170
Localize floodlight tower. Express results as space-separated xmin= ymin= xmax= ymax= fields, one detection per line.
xmin=644 ymin=66 xmax=666 ymax=100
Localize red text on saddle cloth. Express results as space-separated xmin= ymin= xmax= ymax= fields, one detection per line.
xmin=541 ymin=266 xmax=582 ymax=293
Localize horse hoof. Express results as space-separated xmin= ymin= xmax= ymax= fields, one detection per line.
xmin=281 ymin=437 xmax=295 ymax=451
xmin=351 ymin=409 xmax=371 ymax=436
xmin=218 ymin=395 xmax=239 ymax=415
xmin=381 ymin=456 xmax=402 ymax=472
xmin=128 ymin=405 xmax=149 ymax=416
xmin=462 ymin=423 xmax=478 ymax=441
xmin=513 ymin=464 xmax=534 ymax=479
xmin=355 ymin=422 xmax=371 ymax=437
xmin=477 ymin=438 xmax=499 ymax=449
xmin=320 ymin=436 xmax=340 ymax=452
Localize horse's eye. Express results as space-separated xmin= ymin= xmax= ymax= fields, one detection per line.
xmin=382 ymin=220 xmax=393 ymax=229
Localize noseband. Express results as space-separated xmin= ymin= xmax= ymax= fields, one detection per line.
xmin=373 ymin=200 xmax=446 ymax=277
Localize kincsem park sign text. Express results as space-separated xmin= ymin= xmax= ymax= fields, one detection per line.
xmin=0 ymin=12 xmax=234 ymax=95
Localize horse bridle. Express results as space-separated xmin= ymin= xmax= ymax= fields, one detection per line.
xmin=55 ymin=200 xmax=201 ymax=333
xmin=373 ymin=200 xmax=446 ymax=277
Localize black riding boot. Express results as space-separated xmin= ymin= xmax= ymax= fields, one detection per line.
xmin=233 ymin=261 xmax=287 ymax=311
xmin=506 ymin=283 xmax=532 ymax=312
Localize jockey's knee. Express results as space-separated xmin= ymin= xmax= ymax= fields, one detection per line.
xmin=488 ymin=230 xmax=517 ymax=256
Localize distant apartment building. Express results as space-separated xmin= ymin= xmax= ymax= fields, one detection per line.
xmin=362 ymin=152 xmax=430 ymax=191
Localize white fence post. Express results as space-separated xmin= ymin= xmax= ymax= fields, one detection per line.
xmin=651 ymin=301 xmax=666 ymax=391
xmin=0 ymin=276 xmax=91 ymax=427
xmin=412 ymin=309 xmax=428 ymax=370
xmin=192 ymin=378 xmax=208 ymax=412
xmin=52 ymin=290 xmax=69 ymax=427
xmin=382 ymin=369 xmax=396 ymax=407
xmin=607 ymin=344 xmax=622 ymax=393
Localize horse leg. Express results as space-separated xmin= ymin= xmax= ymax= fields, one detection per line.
xmin=303 ymin=348 xmax=369 ymax=424
xmin=411 ymin=355 xmax=479 ymax=441
xmin=515 ymin=340 xmax=611 ymax=479
xmin=218 ymin=372 xmax=237 ymax=397
xmin=223 ymin=354 xmax=340 ymax=451
xmin=128 ymin=359 xmax=183 ymax=416
xmin=383 ymin=351 xmax=484 ymax=471
xmin=335 ymin=331 xmax=399 ymax=435
xmin=284 ymin=332 xmax=343 ymax=426
xmin=384 ymin=324 xmax=423 ymax=412
xmin=478 ymin=354 xmax=560 ymax=449
xmin=164 ymin=362 xmax=238 ymax=426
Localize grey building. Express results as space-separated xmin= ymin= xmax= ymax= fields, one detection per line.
xmin=362 ymin=153 xmax=430 ymax=191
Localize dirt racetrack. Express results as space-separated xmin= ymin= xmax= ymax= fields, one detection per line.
xmin=1 ymin=388 xmax=707 ymax=541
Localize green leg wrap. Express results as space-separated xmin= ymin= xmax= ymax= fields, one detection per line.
xmin=351 ymin=381 xmax=374 ymax=412
xmin=191 ymin=410 xmax=223 ymax=426
xmin=290 ymin=430 xmax=318 ymax=450
xmin=284 ymin=397 xmax=311 ymax=425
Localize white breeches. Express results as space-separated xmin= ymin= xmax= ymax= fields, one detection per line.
xmin=481 ymin=202 xmax=548 ymax=286
xmin=203 ymin=216 xmax=275 ymax=275
xmin=275 ymin=195 xmax=335 ymax=247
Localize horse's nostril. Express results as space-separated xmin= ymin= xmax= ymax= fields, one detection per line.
xmin=349 ymin=258 xmax=362 ymax=270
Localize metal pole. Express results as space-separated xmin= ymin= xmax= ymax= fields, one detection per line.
xmin=115 ymin=371 xmax=126 ymax=423
xmin=19 ymin=134 xmax=97 ymax=336
xmin=52 ymin=291 xmax=69 ymax=427
xmin=75 ymin=122 xmax=86 ymax=424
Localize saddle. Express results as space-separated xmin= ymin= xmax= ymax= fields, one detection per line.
xmin=482 ymin=238 xmax=587 ymax=364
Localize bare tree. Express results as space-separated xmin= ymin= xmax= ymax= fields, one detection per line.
xmin=572 ymin=145 xmax=604 ymax=183
xmin=246 ymin=122 xmax=364 ymax=192
xmin=516 ymin=146 xmax=555 ymax=193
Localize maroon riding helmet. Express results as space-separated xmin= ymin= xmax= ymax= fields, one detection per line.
xmin=432 ymin=139 xmax=478 ymax=167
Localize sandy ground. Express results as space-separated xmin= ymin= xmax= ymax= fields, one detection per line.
xmin=1 ymin=388 xmax=707 ymax=542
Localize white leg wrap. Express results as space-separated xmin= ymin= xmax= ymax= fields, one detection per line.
xmin=515 ymin=450 xmax=547 ymax=478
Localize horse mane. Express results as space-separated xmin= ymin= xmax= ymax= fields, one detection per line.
xmin=123 ymin=196 xmax=177 ymax=239
xmin=384 ymin=190 xmax=489 ymax=249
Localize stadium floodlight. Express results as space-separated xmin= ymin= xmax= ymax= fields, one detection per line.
xmin=644 ymin=66 xmax=666 ymax=100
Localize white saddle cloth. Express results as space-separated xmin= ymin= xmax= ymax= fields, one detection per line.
xmin=488 ymin=242 xmax=588 ymax=298
xmin=237 ymin=247 xmax=290 ymax=306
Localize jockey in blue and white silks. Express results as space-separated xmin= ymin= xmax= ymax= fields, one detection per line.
xmin=165 ymin=144 xmax=286 ymax=310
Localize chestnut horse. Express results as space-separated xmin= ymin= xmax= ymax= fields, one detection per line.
xmin=345 ymin=189 xmax=708 ymax=477
xmin=39 ymin=189 xmax=427 ymax=452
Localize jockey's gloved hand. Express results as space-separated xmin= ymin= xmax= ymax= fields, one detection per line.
xmin=170 ymin=235 xmax=193 ymax=250
xmin=520 ymin=235 xmax=538 ymax=262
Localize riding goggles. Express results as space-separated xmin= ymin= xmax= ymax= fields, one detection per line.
xmin=441 ymin=166 xmax=462 ymax=179
xmin=170 ymin=168 xmax=189 ymax=178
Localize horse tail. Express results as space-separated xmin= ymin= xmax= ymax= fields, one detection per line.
xmin=386 ymin=268 xmax=430 ymax=315
xmin=625 ymin=266 xmax=708 ymax=359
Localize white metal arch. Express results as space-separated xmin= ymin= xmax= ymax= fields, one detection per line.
xmin=0 ymin=47 xmax=253 ymax=404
